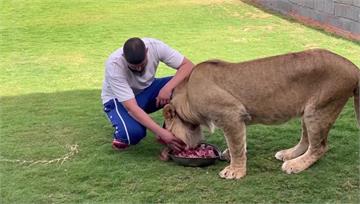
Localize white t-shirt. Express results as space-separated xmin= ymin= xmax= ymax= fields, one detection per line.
xmin=101 ymin=38 xmax=184 ymax=104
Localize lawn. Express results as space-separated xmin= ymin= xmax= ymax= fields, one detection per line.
xmin=0 ymin=0 xmax=359 ymax=203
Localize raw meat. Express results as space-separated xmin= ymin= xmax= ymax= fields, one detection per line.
xmin=173 ymin=144 xmax=217 ymax=158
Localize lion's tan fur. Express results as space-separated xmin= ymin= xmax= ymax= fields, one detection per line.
xmin=163 ymin=49 xmax=360 ymax=179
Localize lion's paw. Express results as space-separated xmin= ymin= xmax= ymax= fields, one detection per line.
xmin=275 ymin=150 xmax=290 ymax=161
xmin=219 ymin=165 xmax=246 ymax=179
xmin=281 ymin=160 xmax=305 ymax=174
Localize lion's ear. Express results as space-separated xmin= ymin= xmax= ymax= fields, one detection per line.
xmin=163 ymin=104 xmax=176 ymax=120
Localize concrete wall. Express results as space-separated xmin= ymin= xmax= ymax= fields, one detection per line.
xmin=248 ymin=0 xmax=360 ymax=39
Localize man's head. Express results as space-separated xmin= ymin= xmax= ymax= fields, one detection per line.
xmin=123 ymin=37 xmax=148 ymax=74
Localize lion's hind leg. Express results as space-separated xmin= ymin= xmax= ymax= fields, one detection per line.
xmin=281 ymin=98 xmax=348 ymax=174
xmin=275 ymin=118 xmax=309 ymax=161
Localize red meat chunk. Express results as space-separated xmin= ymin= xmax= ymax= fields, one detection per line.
xmin=174 ymin=144 xmax=217 ymax=158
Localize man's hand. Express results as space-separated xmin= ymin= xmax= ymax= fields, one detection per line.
xmin=156 ymin=86 xmax=172 ymax=107
xmin=156 ymin=129 xmax=185 ymax=152
xmin=122 ymin=99 xmax=184 ymax=151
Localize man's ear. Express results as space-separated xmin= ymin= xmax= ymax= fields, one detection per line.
xmin=163 ymin=104 xmax=176 ymax=120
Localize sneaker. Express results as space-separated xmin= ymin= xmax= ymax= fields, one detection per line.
xmin=112 ymin=139 xmax=129 ymax=151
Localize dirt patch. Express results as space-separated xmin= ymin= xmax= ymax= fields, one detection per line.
xmin=185 ymin=0 xmax=242 ymax=5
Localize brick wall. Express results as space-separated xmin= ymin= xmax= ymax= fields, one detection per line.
xmin=248 ymin=0 xmax=360 ymax=40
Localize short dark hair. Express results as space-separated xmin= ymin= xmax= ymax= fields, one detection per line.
xmin=123 ymin=37 xmax=146 ymax=64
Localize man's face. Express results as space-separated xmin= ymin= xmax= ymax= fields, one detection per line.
xmin=127 ymin=57 xmax=148 ymax=74
xmin=126 ymin=48 xmax=148 ymax=75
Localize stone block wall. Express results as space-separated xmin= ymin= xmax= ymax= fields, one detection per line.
xmin=247 ymin=0 xmax=360 ymax=40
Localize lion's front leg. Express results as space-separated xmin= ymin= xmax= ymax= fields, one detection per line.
xmin=218 ymin=121 xmax=247 ymax=180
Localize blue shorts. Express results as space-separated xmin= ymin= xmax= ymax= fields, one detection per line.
xmin=103 ymin=77 xmax=172 ymax=145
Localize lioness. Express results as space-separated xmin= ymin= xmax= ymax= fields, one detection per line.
xmin=163 ymin=49 xmax=359 ymax=179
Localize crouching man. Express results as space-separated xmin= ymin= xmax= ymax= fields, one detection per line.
xmin=101 ymin=37 xmax=193 ymax=151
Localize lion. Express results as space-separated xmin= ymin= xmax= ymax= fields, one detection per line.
xmin=162 ymin=49 xmax=360 ymax=180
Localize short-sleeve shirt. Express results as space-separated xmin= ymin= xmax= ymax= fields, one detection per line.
xmin=101 ymin=38 xmax=184 ymax=104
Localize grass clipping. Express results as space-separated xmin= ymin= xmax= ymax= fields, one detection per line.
xmin=0 ymin=144 xmax=79 ymax=166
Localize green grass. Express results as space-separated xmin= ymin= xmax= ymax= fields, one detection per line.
xmin=1 ymin=0 xmax=359 ymax=203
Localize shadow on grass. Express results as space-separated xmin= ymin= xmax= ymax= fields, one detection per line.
xmin=0 ymin=89 xmax=166 ymax=161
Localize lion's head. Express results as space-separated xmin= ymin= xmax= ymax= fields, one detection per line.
xmin=162 ymin=103 xmax=203 ymax=148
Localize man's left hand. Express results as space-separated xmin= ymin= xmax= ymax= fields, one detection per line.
xmin=156 ymin=87 xmax=172 ymax=107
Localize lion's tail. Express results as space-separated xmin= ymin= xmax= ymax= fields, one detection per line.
xmin=354 ymin=75 xmax=360 ymax=127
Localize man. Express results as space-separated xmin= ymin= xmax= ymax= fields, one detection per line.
xmin=101 ymin=37 xmax=194 ymax=151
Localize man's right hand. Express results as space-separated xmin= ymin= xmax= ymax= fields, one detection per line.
xmin=156 ymin=129 xmax=185 ymax=152
xmin=122 ymin=99 xmax=185 ymax=151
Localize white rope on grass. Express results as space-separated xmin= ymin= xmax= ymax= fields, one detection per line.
xmin=0 ymin=144 xmax=79 ymax=166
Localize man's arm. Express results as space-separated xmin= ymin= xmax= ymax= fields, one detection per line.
xmin=122 ymin=98 xmax=184 ymax=150
xmin=156 ymin=57 xmax=194 ymax=107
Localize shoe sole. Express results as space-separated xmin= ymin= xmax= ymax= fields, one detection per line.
xmin=112 ymin=144 xmax=129 ymax=151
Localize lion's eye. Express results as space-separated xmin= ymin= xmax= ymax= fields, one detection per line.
xmin=189 ymin=124 xmax=198 ymax=130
